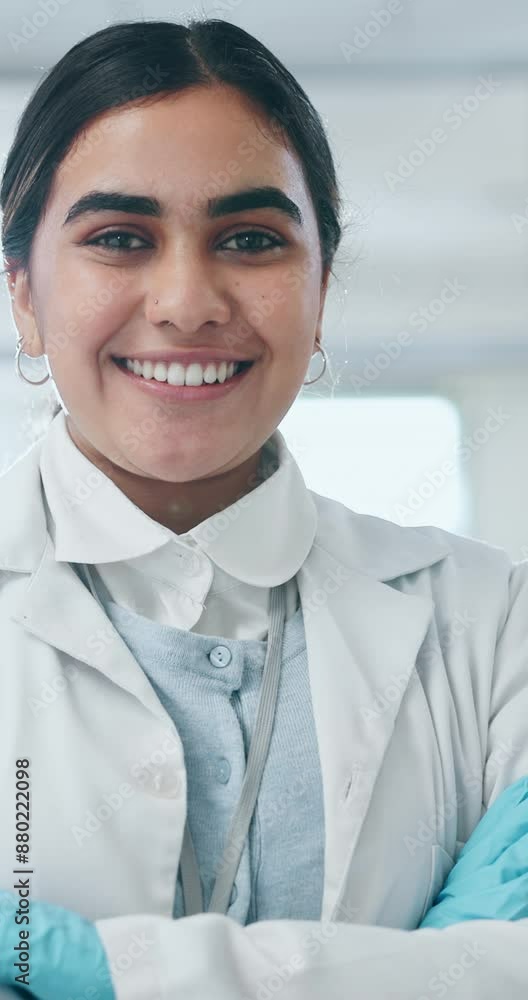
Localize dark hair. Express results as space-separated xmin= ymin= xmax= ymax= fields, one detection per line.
xmin=1 ymin=19 xmax=345 ymax=415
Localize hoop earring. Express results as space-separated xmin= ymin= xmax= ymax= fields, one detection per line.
xmin=302 ymin=342 xmax=327 ymax=386
xmin=14 ymin=335 xmax=51 ymax=386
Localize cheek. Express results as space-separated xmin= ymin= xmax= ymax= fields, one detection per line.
xmin=44 ymin=289 xmax=132 ymax=374
xmin=268 ymin=282 xmax=321 ymax=367
xmin=243 ymin=276 xmax=315 ymax=352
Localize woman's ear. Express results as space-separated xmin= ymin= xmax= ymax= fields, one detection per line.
xmin=314 ymin=266 xmax=330 ymax=345
xmin=8 ymin=266 xmax=45 ymax=357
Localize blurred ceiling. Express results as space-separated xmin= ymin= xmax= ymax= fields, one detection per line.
xmin=0 ymin=0 xmax=527 ymax=76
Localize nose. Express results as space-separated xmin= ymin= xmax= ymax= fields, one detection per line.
xmin=147 ymin=250 xmax=232 ymax=333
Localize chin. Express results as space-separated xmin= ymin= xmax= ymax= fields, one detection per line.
xmin=130 ymin=449 xmax=230 ymax=483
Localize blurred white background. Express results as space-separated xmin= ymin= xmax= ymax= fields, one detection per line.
xmin=1 ymin=0 xmax=527 ymax=557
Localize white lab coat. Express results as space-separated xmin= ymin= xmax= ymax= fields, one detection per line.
xmin=1 ymin=433 xmax=528 ymax=999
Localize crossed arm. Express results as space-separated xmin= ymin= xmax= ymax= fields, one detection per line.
xmin=0 ymin=776 xmax=527 ymax=1000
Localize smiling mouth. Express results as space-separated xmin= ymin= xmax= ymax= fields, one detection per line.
xmin=112 ymin=356 xmax=254 ymax=385
xmin=110 ymin=354 xmax=257 ymax=401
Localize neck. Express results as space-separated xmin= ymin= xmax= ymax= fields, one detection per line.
xmin=65 ymin=417 xmax=267 ymax=534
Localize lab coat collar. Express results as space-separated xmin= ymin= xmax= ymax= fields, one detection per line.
xmin=0 ymin=421 xmax=451 ymax=920
xmin=38 ymin=408 xmax=316 ymax=587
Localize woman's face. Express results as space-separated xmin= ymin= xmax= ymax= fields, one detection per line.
xmin=11 ymin=85 xmax=329 ymax=484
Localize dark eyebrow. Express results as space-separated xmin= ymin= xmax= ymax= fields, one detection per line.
xmin=62 ymin=185 xmax=303 ymax=227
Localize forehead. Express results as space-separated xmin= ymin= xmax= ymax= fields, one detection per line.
xmin=51 ymin=86 xmax=312 ymax=224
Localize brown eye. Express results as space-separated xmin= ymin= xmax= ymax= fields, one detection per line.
xmin=84 ymin=230 xmax=150 ymax=252
xmin=218 ymin=230 xmax=285 ymax=253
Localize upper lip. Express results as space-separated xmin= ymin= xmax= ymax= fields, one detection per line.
xmin=113 ymin=349 xmax=256 ymax=365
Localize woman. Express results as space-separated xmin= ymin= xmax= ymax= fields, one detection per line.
xmin=0 ymin=17 xmax=527 ymax=1000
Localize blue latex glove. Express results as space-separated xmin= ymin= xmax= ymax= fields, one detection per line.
xmin=0 ymin=890 xmax=115 ymax=999
xmin=420 ymin=775 xmax=528 ymax=928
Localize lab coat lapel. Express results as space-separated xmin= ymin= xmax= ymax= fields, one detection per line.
xmin=8 ymin=533 xmax=173 ymax=724
xmin=0 ymin=440 xmax=188 ymax=723
xmin=297 ymin=542 xmax=435 ymax=921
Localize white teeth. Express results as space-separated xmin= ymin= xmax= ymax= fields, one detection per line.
xmin=203 ymin=363 xmax=217 ymax=384
xmin=123 ymin=358 xmax=238 ymax=384
xmin=167 ymin=363 xmax=185 ymax=386
xmin=185 ymin=363 xmax=204 ymax=386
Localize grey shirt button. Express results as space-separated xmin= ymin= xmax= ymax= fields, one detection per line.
xmin=215 ymin=758 xmax=231 ymax=784
xmin=209 ymin=645 xmax=232 ymax=668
